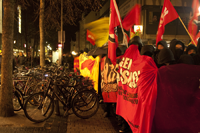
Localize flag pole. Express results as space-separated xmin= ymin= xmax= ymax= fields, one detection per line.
xmin=113 ymin=0 xmax=128 ymax=47
xmin=178 ymin=16 xmax=196 ymax=46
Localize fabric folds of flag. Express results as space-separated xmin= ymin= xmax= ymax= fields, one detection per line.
xmin=188 ymin=0 xmax=199 ymax=45
xmin=108 ymin=0 xmax=122 ymax=65
xmin=156 ymin=0 xmax=179 ymax=45
xmin=122 ymin=4 xmax=141 ymax=31
xmin=86 ymin=29 xmax=96 ymax=46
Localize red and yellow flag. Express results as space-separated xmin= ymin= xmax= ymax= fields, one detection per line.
xmin=79 ymin=52 xmax=100 ymax=93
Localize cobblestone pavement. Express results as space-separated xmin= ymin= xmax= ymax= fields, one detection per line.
xmin=0 ymin=104 xmax=121 ymax=133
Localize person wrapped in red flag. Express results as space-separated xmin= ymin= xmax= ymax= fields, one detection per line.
xmin=116 ymin=37 xmax=157 ymax=133
xmin=156 ymin=0 xmax=179 ymax=45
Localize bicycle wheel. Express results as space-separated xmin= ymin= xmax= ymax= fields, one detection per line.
xmin=72 ymin=90 xmax=99 ymax=119
xmin=26 ymin=81 xmax=48 ymax=96
xmin=13 ymin=88 xmax=23 ymax=111
xmin=23 ymin=92 xmax=54 ymax=123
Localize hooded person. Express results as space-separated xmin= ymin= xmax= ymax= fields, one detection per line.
xmin=185 ymin=44 xmax=197 ymax=56
xmin=117 ymin=36 xmax=143 ymax=133
xmin=169 ymin=39 xmax=185 ymax=62
xmin=193 ymin=38 xmax=200 ymax=65
xmin=153 ymin=40 xmax=168 ymax=67
xmin=128 ymin=36 xmax=143 ymax=52
xmin=156 ymin=40 xmax=168 ymax=50
xmin=141 ymin=45 xmax=155 ymax=57
xmin=157 ymin=48 xmax=175 ymax=67
xmin=178 ymin=54 xmax=194 ymax=65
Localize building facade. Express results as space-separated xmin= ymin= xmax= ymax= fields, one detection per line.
xmin=71 ymin=0 xmax=194 ymax=53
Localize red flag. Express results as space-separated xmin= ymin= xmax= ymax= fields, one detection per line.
xmin=156 ymin=0 xmax=179 ymax=45
xmin=122 ymin=4 xmax=141 ymax=31
xmin=86 ymin=29 xmax=96 ymax=46
xmin=188 ymin=0 xmax=199 ymax=45
xmin=108 ymin=0 xmax=122 ymax=65
xmin=116 ymin=45 xmax=157 ymax=133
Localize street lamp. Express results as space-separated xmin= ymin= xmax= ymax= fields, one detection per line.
xmin=198 ymin=7 xmax=200 ymax=13
xmin=71 ymin=51 xmax=77 ymax=55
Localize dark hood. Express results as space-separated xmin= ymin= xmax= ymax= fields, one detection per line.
xmin=169 ymin=39 xmax=185 ymax=61
xmin=128 ymin=36 xmax=143 ymax=52
xmin=197 ymin=38 xmax=200 ymax=54
xmin=156 ymin=40 xmax=168 ymax=49
xmin=185 ymin=44 xmax=197 ymax=54
xmin=178 ymin=54 xmax=194 ymax=65
xmin=158 ymin=48 xmax=175 ymax=64
xmin=141 ymin=45 xmax=154 ymax=57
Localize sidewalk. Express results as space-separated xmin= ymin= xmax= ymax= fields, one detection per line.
xmin=0 ymin=104 xmax=120 ymax=133
xmin=67 ymin=104 xmax=119 ymax=133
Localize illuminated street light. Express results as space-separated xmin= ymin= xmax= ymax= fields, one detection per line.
xmin=199 ymin=7 xmax=200 ymax=13
xmin=72 ymin=51 xmax=77 ymax=55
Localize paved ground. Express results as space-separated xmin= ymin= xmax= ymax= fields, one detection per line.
xmin=0 ymin=104 xmax=121 ymax=133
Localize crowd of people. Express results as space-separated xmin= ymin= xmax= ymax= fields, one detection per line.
xmin=102 ymin=36 xmax=200 ymax=133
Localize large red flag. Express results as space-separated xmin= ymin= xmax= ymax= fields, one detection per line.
xmin=108 ymin=0 xmax=121 ymax=65
xmin=122 ymin=4 xmax=141 ymax=31
xmin=188 ymin=0 xmax=199 ymax=45
xmin=156 ymin=0 xmax=179 ymax=45
xmin=86 ymin=29 xmax=96 ymax=46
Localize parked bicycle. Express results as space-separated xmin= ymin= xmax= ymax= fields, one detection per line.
xmin=23 ymin=65 xmax=99 ymax=123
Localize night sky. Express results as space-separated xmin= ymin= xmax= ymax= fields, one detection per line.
xmin=63 ymin=23 xmax=79 ymax=54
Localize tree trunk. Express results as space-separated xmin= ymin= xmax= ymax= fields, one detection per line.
xmin=40 ymin=0 xmax=45 ymax=67
xmin=0 ymin=0 xmax=15 ymax=117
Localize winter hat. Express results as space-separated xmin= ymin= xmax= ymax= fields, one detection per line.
xmin=158 ymin=48 xmax=175 ymax=64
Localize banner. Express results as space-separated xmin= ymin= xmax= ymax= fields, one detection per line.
xmin=86 ymin=29 xmax=96 ymax=46
xmin=79 ymin=52 xmax=100 ymax=93
xmin=153 ymin=64 xmax=200 ymax=133
xmin=156 ymin=0 xmax=179 ymax=45
xmin=101 ymin=56 xmax=120 ymax=103
xmin=116 ymin=45 xmax=158 ymax=133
